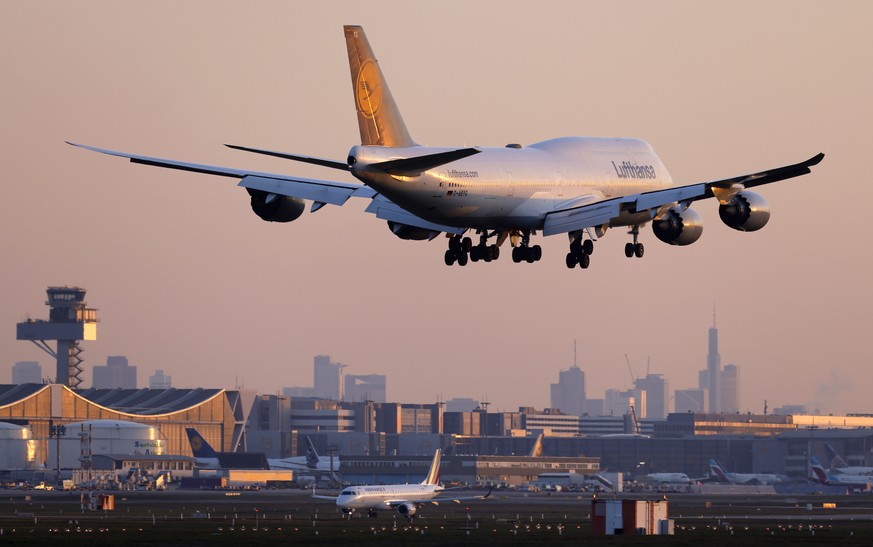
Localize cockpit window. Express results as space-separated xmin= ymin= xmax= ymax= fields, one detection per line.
xmin=341 ymin=490 xmax=353 ymax=496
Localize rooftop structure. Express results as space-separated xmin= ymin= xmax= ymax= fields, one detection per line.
xmin=16 ymin=286 xmax=98 ymax=388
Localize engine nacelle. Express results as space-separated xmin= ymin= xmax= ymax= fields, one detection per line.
xmin=387 ymin=221 xmax=440 ymax=241
xmin=249 ymin=190 xmax=305 ymax=223
xmin=719 ymin=191 xmax=770 ymax=232
xmin=652 ymin=206 xmax=703 ymax=246
xmin=396 ymin=503 xmax=417 ymax=517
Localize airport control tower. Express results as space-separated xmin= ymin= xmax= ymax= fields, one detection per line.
xmin=16 ymin=286 xmax=98 ymax=388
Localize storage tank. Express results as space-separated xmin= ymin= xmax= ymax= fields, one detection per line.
xmin=48 ymin=420 xmax=166 ymax=469
xmin=0 ymin=422 xmax=38 ymax=469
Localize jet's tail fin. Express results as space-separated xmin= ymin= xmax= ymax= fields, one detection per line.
xmin=709 ymin=459 xmax=729 ymax=482
xmin=421 ymin=449 xmax=442 ymax=485
xmin=344 ymin=25 xmax=417 ymax=148
xmin=810 ymin=457 xmax=829 ymax=484
xmin=304 ymin=436 xmax=321 ymax=468
xmin=824 ymin=443 xmax=849 ymax=469
xmin=528 ymin=434 xmax=544 ymax=458
xmin=185 ymin=428 xmax=219 ymax=459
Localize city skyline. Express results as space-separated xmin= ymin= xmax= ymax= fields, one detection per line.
xmin=1 ymin=2 xmax=870 ymax=414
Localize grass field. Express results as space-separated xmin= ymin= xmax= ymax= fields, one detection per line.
xmin=1 ymin=489 xmax=872 ymax=545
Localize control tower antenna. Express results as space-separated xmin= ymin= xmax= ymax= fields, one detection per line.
xmin=16 ymin=286 xmax=98 ymax=388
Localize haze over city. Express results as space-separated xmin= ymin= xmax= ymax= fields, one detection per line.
xmin=1 ymin=2 xmax=870 ymax=414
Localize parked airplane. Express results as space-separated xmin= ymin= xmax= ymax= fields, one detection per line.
xmin=69 ymin=25 xmax=823 ymax=269
xmin=185 ymin=428 xmax=338 ymax=478
xmin=824 ymin=443 xmax=873 ymax=475
xmin=312 ymin=449 xmax=490 ymax=520
xmin=645 ymin=472 xmax=694 ymax=484
xmin=708 ymin=459 xmax=786 ymax=485
xmin=810 ymin=457 xmax=873 ymax=487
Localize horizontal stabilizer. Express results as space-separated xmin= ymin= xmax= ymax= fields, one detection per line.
xmin=370 ymin=148 xmax=480 ymax=177
xmin=225 ymin=144 xmax=350 ymax=171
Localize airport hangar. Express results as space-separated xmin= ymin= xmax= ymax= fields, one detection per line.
xmin=0 ymin=383 xmax=254 ymax=466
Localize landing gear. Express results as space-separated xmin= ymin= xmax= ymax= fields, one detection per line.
xmin=367 ymin=509 xmax=378 ymax=518
xmin=511 ymin=231 xmax=542 ymax=264
xmin=445 ymin=233 xmax=499 ymax=266
xmin=445 ymin=235 xmax=472 ymax=266
xmin=625 ymin=226 xmax=644 ymax=258
xmin=566 ymin=235 xmax=594 ymax=269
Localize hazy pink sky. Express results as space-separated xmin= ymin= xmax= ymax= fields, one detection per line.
xmin=1 ymin=2 xmax=870 ymax=414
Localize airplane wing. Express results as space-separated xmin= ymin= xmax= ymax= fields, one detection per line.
xmin=543 ymin=153 xmax=824 ymax=236
xmin=67 ymin=142 xmax=464 ymax=234
xmin=385 ymin=486 xmax=493 ymax=507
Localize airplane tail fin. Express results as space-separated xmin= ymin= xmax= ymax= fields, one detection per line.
xmin=528 ymin=434 xmax=544 ymax=458
xmin=709 ymin=459 xmax=729 ymax=482
xmin=185 ymin=428 xmax=219 ymax=459
xmin=344 ymin=25 xmax=417 ymax=148
xmin=421 ymin=449 xmax=442 ymax=485
xmin=304 ymin=436 xmax=321 ymax=468
xmin=824 ymin=443 xmax=849 ymax=469
xmin=810 ymin=457 xmax=829 ymax=484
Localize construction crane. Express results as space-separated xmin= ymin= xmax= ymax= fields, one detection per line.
xmin=625 ymin=354 xmax=637 ymax=387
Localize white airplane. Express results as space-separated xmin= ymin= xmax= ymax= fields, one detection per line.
xmin=312 ymin=449 xmax=490 ymax=520
xmin=69 ymin=25 xmax=823 ymax=269
xmin=824 ymin=443 xmax=873 ymax=475
xmin=645 ymin=472 xmax=694 ymax=484
xmin=810 ymin=457 xmax=872 ymax=487
xmin=708 ymin=459 xmax=785 ymax=485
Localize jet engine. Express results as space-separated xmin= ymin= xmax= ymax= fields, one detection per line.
xmin=718 ymin=191 xmax=770 ymax=232
xmin=249 ymin=189 xmax=305 ymax=223
xmin=387 ymin=221 xmax=440 ymax=241
xmin=652 ymin=206 xmax=703 ymax=246
xmin=396 ymin=503 xmax=417 ymax=517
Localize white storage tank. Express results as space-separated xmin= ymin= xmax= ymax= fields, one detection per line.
xmin=48 ymin=420 xmax=166 ymax=469
xmin=0 ymin=422 xmax=38 ymax=469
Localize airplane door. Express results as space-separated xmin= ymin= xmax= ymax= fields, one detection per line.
xmin=506 ymin=172 xmax=514 ymax=197
xmin=555 ymin=171 xmax=564 ymax=198
xmin=433 ymin=172 xmax=446 ymax=197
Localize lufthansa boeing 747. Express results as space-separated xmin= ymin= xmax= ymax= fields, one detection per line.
xmin=70 ymin=26 xmax=823 ymax=269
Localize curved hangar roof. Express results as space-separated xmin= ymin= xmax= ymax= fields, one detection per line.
xmin=0 ymin=384 xmax=224 ymax=417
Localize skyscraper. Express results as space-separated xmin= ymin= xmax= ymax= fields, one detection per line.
xmin=92 ymin=355 xmax=137 ymax=389
xmin=313 ymin=354 xmax=347 ymax=400
xmin=550 ymin=341 xmax=586 ymax=416
xmin=344 ymin=374 xmax=387 ymax=403
xmin=635 ymin=373 xmax=669 ymax=420
xmin=707 ymin=309 xmax=721 ymax=413
xmin=720 ymin=364 xmax=740 ymax=413
xmin=12 ymin=361 xmax=42 ymax=384
xmin=149 ymin=369 xmax=172 ymax=389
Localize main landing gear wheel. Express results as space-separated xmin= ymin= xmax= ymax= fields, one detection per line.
xmin=625 ymin=225 xmax=644 ymax=259
xmin=567 ymin=238 xmax=593 ymax=269
xmin=512 ymin=231 xmax=542 ymax=264
xmin=445 ymin=235 xmax=469 ymax=266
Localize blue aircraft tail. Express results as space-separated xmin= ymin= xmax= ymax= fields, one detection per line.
xmin=304 ymin=436 xmax=321 ymax=468
xmin=185 ymin=428 xmax=219 ymax=458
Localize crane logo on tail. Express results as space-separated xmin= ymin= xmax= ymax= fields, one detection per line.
xmin=356 ymin=59 xmax=382 ymax=119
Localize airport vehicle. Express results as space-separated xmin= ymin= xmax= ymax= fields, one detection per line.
xmin=312 ymin=449 xmax=490 ymax=520
xmin=810 ymin=457 xmax=872 ymax=488
xmin=69 ymin=26 xmax=823 ymax=269
xmin=824 ymin=443 xmax=873 ymax=475
xmin=708 ymin=459 xmax=785 ymax=485
xmin=186 ymin=428 xmax=338 ymax=479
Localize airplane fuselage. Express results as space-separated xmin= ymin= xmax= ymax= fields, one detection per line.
xmin=337 ymin=484 xmax=441 ymax=511
xmin=350 ymin=136 xmax=672 ymax=231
